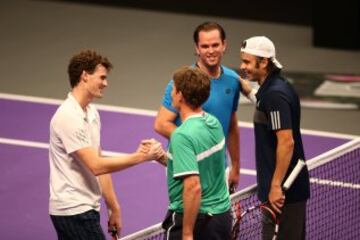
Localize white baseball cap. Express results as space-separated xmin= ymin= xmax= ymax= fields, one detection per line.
xmin=240 ymin=36 xmax=283 ymax=69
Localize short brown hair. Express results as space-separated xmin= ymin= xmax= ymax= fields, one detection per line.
xmin=173 ymin=66 xmax=210 ymax=109
xmin=67 ymin=50 xmax=113 ymax=88
xmin=193 ymin=21 xmax=226 ymax=44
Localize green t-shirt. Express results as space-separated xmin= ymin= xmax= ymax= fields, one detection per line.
xmin=167 ymin=112 xmax=230 ymax=214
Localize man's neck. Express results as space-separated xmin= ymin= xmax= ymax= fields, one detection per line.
xmin=258 ymin=72 xmax=270 ymax=86
xmin=179 ymin=105 xmax=203 ymax=122
xmin=71 ymin=87 xmax=92 ymax=111
xmin=196 ymin=61 xmax=221 ymax=79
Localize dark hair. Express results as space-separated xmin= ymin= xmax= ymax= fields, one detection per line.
xmin=67 ymin=50 xmax=113 ymax=88
xmin=193 ymin=22 xmax=226 ymax=44
xmin=255 ymin=56 xmax=281 ymax=74
xmin=173 ymin=66 xmax=210 ymax=109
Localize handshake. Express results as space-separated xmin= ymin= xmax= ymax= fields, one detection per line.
xmin=137 ymin=138 xmax=168 ymax=165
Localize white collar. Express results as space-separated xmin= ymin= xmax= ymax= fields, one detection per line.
xmin=67 ymin=92 xmax=96 ymax=122
xmin=183 ymin=112 xmax=205 ymax=122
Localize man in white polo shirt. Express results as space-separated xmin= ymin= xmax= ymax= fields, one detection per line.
xmin=49 ymin=50 xmax=164 ymax=240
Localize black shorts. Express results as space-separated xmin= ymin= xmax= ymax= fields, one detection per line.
xmin=162 ymin=210 xmax=232 ymax=240
xmin=262 ymin=200 xmax=307 ymax=240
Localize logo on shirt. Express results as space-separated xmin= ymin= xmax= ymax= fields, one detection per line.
xmin=225 ymin=88 xmax=231 ymax=94
xmin=270 ymin=111 xmax=281 ymax=130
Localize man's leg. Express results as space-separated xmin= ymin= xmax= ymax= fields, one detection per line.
xmin=198 ymin=210 xmax=232 ymax=240
xmin=277 ymin=201 xmax=306 ymax=240
xmin=261 ymin=201 xmax=306 ymax=240
xmin=162 ymin=211 xmax=182 ymax=240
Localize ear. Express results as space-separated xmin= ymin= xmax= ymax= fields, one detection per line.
xmin=80 ymin=70 xmax=88 ymax=83
xmin=178 ymin=91 xmax=184 ymax=103
xmin=195 ymin=44 xmax=200 ymax=56
xmin=260 ymin=58 xmax=269 ymax=69
xmin=222 ymin=40 xmax=227 ymax=52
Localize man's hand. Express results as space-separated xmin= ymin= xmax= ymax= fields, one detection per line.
xmin=137 ymin=138 xmax=165 ymax=161
xmin=228 ymin=166 xmax=240 ymax=193
xmin=108 ymin=210 xmax=121 ymax=240
xmin=239 ymin=76 xmax=257 ymax=104
xmin=268 ymin=185 xmax=285 ymax=214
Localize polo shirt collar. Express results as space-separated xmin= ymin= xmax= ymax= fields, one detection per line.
xmin=183 ymin=111 xmax=205 ymax=122
xmin=67 ymin=92 xmax=96 ymax=122
xmin=194 ymin=63 xmax=224 ymax=80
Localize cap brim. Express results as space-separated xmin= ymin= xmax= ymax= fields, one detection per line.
xmin=272 ymin=58 xmax=283 ymax=69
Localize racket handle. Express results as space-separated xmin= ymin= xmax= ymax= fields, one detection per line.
xmin=282 ymin=159 xmax=306 ymax=191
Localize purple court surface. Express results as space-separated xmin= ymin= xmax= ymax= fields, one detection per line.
xmin=0 ymin=95 xmax=355 ymax=240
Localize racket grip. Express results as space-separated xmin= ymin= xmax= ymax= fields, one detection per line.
xmin=111 ymin=226 xmax=119 ymax=239
xmin=282 ymin=159 xmax=306 ymax=191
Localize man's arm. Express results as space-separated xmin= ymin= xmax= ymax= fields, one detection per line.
xmin=74 ymin=140 xmax=163 ymax=175
xmin=99 ymin=173 xmax=122 ymax=239
xmin=182 ymin=175 xmax=201 ymax=240
xmin=239 ymin=77 xmax=257 ymax=104
xmin=154 ymin=106 xmax=178 ymax=139
xmin=227 ymin=112 xmax=240 ymax=190
xmin=269 ymin=129 xmax=294 ymax=213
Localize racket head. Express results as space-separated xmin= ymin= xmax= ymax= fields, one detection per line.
xmin=231 ymin=201 xmax=241 ymax=240
xmin=260 ymin=204 xmax=279 ymax=240
xmin=232 ymin=203 xmax=278 ymax=240
xmin=231 ymin=219 xmax=240 ymax=240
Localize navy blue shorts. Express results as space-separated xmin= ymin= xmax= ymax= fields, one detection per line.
xmin=50 ymin=209 xmax=106 ymax=240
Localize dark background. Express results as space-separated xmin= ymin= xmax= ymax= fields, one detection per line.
xmin=56 ymin=0 xmax=360 ymax=50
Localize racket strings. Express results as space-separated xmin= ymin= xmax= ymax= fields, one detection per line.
xmin=231 ymin=203 xmax=279 ymax=240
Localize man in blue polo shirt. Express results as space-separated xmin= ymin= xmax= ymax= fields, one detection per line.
xmin=154 ymin=22 xmax=255 ymax=192
xmin=239 ymin=36 xmax=310 ymax=240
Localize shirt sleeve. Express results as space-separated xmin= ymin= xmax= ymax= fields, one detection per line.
xmin=161 ymin=80 xmax=178 ymax=113
xmin=170 ymin=132 xmax=199 ymax=179
xmin=56 ymin=114 xmax=92 ymax=154
xmin=263 ymin=92 xmax=292 ymax=131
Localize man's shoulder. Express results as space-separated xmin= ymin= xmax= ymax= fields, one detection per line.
xmin=204 ymin=112 xmax=221 ymax=125
xmin=221 ymin=66 xmax=239 ymax=78
xmin=51 ymin=100 xmax=82 ymax=126
xmin=270 ymin=77 xmax=297 ymax=100
xmin=170 ymin=127 xmax=191 ymax=146
xmin=219 ymin=66 xmax=240 ymax=88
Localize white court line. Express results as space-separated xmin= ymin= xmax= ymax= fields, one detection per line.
xmin=0 ymin=92 xmax=156 ymax=116
xmin=310 ymin=178 xmax=360 ymax=189
xmin=0 ymin=92 xmax=358 ymax=139
xmin=240 ymin=168 xmax=256 ymax=176
xmin=0 ymin=137 xmax=49 ymax=149
xmin=0 ymin=136 xmax=256 ymax=176
xmin=0 ymin=137 xmax=124 ymax=156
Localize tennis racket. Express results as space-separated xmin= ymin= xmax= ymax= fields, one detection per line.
xmin=110 ymin=226 xmax=120 ymax=239
xmin=231 ymin=159 xmax=306 ymax=240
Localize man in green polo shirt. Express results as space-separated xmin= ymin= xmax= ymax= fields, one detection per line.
xmin=158 ymin=66 xmax=231 ymax=240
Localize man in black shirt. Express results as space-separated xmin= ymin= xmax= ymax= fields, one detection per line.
xmin=239 ymin=36 xmax=310 ymax=240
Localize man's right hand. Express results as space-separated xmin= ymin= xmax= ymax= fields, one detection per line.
xmin=137 ymin=139 xmax=165 ymax=161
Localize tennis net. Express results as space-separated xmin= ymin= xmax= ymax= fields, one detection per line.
xmin=121 ymin=138 xmax=360 ymax=240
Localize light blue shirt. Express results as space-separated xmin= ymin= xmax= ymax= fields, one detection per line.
xmin=161 ymin=65 xmax=241 ymax=138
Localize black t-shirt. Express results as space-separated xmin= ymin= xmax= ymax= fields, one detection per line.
xmin=254 ymin=73 xmax=310 ymax=203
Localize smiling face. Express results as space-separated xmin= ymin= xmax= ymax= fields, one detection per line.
xmin=83 ymin=64 xmax=109 ymax=99
xmin=195 ymin=29 xmax=226 ymax=70
xmin=239 ymin=52 xmax=268 ymax=85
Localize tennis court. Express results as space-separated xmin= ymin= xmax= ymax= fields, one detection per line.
xmin=0 ymin=93 xmax=358 ymax=239
xmin=122 ymin=139 xmax=360 ymax=239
